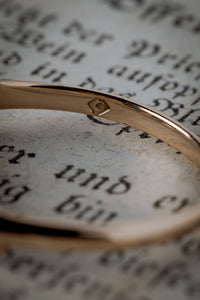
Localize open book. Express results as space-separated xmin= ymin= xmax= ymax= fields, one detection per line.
xmin=0 ymin=0 xmax=199 ymax=299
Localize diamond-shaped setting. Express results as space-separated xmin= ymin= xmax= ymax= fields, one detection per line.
xmin=88 ymin=98 xmax=110 ymax=116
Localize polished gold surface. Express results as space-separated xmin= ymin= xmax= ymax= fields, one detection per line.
xmin=0 ymin=80 xmax=200 ymax=250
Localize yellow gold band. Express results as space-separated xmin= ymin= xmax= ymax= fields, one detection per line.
xmin=0 ymin=80 xmax=200 ymax=250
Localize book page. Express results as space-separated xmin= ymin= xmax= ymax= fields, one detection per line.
xmin=0 ymin=0 xmax=200 ymax=299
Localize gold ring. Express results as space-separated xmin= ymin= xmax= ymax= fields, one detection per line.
xmin=0 ymin=80 xmax=200 ymax=250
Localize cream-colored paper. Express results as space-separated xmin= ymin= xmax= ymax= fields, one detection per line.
xmin=0 ymin=0 xmax=200 ymax=299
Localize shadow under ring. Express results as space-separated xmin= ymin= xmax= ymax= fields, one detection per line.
xmin=0 ymin=80 xmax=200 ymax=250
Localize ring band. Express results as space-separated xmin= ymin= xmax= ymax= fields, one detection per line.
xmin=0 ymin=80 xmax=200 ymax=250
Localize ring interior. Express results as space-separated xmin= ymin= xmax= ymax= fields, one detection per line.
xmin=0 ymin=80 xmax=200 ymax=249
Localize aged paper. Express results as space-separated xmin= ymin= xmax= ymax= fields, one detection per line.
xmin=0 ymin=0 xmax=200 ymax=299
